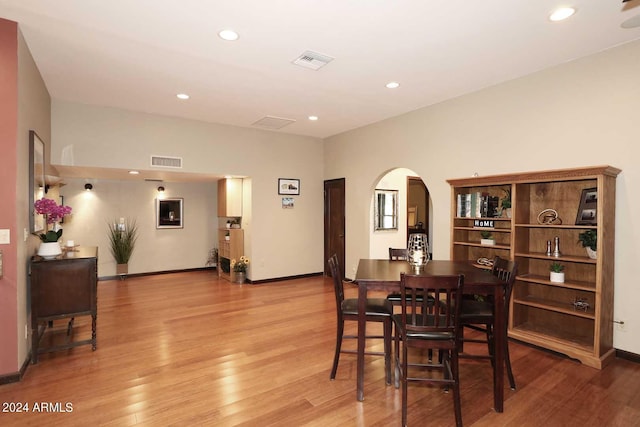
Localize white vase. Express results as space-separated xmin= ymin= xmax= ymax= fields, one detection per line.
xmin=586 ymin=247 xmax=597 ymax=259
xmin=480 ymin=238 xmax=495 ymax=246
xmin=550 ymin=271 xmax=565 ymax=283
xmin=38 ymin=241 xmax=62 ymax=260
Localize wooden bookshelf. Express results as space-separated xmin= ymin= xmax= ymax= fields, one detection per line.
xmin=448 ymin=165 xmax=621 ymax=369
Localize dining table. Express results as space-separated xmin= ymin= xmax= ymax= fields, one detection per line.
xmin=354 ymin=259 xmax=507 ymax=412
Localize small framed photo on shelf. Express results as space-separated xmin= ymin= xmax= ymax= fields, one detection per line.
xmin=575 ymin=187 xmax=597 ymax=225
xmin=278 ymin=178 xmax=300 ymax=195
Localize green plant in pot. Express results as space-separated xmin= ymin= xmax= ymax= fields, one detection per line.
xmin=107 ymin=218 xmax=138 ymax=278
xmin=549 ymin=262 xmax=565 ymax=283
xmin=578 ymin=229 xmax=597 ymax=259
xmin=480 ymin=230 xmax=495 ymax=245
xmin=501 ymin=188 xmax=512 ymax=218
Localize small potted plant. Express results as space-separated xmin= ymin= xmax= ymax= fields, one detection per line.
xmin=501 ymin=188 xmax=512 ymax=218
xmin=577 ymin=229 xmax=597 ymax=259
xmin=230 ymin=256 xmax=250 ymax=284
xmin=225 ymin=231 xmax=230 ymax=241
xmin=549 ymin=262 xmax=565 ymax=283
xmin=480 ymin=230 xmax=495 ymax=246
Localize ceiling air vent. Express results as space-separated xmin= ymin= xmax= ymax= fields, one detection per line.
xmin=150 ymin=155 xmax=182 ymax=168
xmin=252 ymin=116 xmax=296 ymax=130
xmin=292 ymin=50 xmax=334 ymax=71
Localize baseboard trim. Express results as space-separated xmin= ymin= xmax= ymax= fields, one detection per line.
xmin=615 ymin=348 xmax=640 ymax=364
xmin=250 ymin=272 xmax=323 ymax=284
xmin=99 ymin=266 xmax=216 ymax=281
xmin=0 ymin=353 xmax=31 ymax=385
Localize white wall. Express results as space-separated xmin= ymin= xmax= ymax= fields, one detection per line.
xmin=51 ymin=101 xmax=325 ymax=281
xmin=324 ymin=39 xmax=640 ymax=355
xmin=59 ymin=179 xmax=217 ymax=277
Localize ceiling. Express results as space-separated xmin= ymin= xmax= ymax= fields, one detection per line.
xmin=2 ymin=1 xmax=640 ymax=141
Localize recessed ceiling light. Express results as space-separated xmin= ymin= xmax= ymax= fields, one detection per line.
xmin=176 ymin=93 xmax=189 ymax=100
xmin=386 ymin=82 xmax=400 ymax=89
xmin=549 ymin=7 xmax=576 ymax=22
xmin=218 ymin=30 xmax=239 ymax=41
xmin=308 ymin=115 xmax=318 ymax=121
xmin=129 ymin=170 xmax=139 ymax=175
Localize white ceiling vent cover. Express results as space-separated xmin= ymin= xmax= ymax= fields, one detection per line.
xmin=292 ymin=50 xmax=334 ymax=71
xmin=151 ymin=155 xmax=182 ymax=168
xmin=252 ymin=116 xmax=296 ymax=130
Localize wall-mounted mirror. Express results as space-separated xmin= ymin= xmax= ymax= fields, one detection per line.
xmin=156 ymin=198 xmax=183 ymax=229
xmin=374 ymin=189 xmax=398 ymax=230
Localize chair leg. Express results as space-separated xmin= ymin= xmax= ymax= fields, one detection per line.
xmin=401 ymin=343 xmax=408 ymax=427
xmin=330 ymin=320 xmax=344 ymax=380
xmin=505 ymin=337 xmax=516 ymax=390
xmin=394 ymin=323 xmax=401 ymax=389
xmin=451 ymin=351 xmax=463 ymax=427
xmin=384 ymin=318 xmax=392 ymax=385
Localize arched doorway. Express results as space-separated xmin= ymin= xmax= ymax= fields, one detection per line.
xmin=369 ymin=168 xmax=431 ymax=259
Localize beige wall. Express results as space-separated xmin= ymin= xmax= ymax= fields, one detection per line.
xmin=58 ymin=179 xmax=217 ymax=277
xmin=325 ymin=40 xmax=640 ymax=355
xmin=16 ymin=29 xmax=51 ymax=371
xmin=51 ymin=101 xmax=325 ymax=281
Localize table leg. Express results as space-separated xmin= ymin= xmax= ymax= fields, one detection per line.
xmin=493 ymin=284 xmax=505 ymax=412
xmin=357 ymin=283 xmax=367 ymax=401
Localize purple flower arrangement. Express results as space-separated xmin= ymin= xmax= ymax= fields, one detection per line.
xmin=34 ymin=198 xmax=72 ymax=242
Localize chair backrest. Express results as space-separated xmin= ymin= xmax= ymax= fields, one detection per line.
xmin=328 ymin=254 xmax=345 ymax=308
xmin=491 ymin=256 xmax=518 ymax=307
xmin=389 ymin=248 xmax=408 ymax=261
xmin=399 ymin=273 xmax=464 ymax=336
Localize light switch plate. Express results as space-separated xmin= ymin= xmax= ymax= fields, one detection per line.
xmin=0 ymin=229 xmax=10 ymax=244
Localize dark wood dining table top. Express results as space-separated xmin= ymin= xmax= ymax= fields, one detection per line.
xmin=355 ymin=259 xmax=503 ymax=290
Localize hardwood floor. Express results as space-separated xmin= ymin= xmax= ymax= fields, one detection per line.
xmin=1 ymin=271 xmax=639 ymax=426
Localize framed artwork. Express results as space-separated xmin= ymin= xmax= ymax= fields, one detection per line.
xmin=575 ymin=188 xmax=597 ymax=225
xmin=278 ymin=178 xmax=300 ymax=195
xmin=156 ymin=198 xmax=184 ymax=228
xmin=282 ymin=197 xmax=294 ymax=209
xmin=29 ymin=130 xmax=45 ymax=233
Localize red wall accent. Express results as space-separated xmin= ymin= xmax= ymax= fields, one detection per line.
xmin=0 ymin=18 xmax=19 ymax=374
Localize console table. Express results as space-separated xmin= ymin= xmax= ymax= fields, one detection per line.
xmin=30 ymin=246 xmax=98 ymax=363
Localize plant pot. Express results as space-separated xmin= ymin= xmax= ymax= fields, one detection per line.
xmin=116 ymin=263 xmax=128 ymax=276
xmin=480 ymin=239 xmax=495 ymax=246
xmin=234 ymin=272 xmax=246 ymax=284
xmin=586 ymin=247 xmax=597 ymax=259
xmin=502 ymin=208 xmax=512 ymax=218
xmin=37 ymin=241 xmax=62 ymax=260
xmin=550 ymin=271 xmax=565 ymax=283
xmin=225 ymin=236 xmax=230 ymax=241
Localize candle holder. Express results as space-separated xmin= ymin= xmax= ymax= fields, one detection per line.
xmin=407 ymin=233 xmax=429 ymax=269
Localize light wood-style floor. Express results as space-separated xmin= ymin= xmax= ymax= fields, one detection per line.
xmin=1 ymin=271 xmax=639 ymax=426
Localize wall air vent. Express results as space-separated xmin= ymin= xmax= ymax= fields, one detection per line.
xmin=292 ymin=50 xmax=334 ymax=71
xmin=252 ymin=116 xmax=296 ymax=130
xmin=150 ymin=155 xmax=182 ymax=168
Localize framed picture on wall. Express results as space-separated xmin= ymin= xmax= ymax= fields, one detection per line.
xmin=278 ymin=178 xmax=300 ymax=195
xmin=156 ymin=198 xmax=184 ymax=229
xmin=29 ymin=130 xmax=45 ymax=233
xmin=575 ymin=188 xmax=597 ymax=225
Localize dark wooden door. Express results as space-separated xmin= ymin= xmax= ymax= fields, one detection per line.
xmin=324 ymin=178 xmax=346 ymax=278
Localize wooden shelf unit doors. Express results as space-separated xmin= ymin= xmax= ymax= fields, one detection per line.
xmin=448 ymin=166 xmax=621 ymax=369
xmin=218 ymin=228 xmax=244 ymax=282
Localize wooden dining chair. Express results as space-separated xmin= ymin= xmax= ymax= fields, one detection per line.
xmin=458 ymin=256 xmax=518 ymax=390
xmin=386 ymin=248 xmax=434 ymax=308
xmin=393 ymin=273 xmax=464 ymax=427
xmin=328 ymin=254 xmax=393 ymax=385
